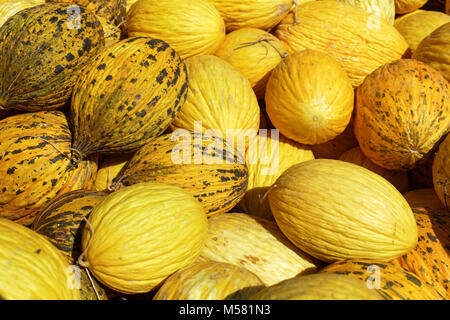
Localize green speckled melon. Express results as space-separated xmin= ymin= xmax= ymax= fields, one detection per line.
xmin=0 ymin=111 xmax=98 ymax=226
xmin=32 ymin=189 xmax=107 ymax=263
xmin=70 ymin=37 xmax=188 ymax=159
xmin=0 ymin=2 xmax=105 ymax=111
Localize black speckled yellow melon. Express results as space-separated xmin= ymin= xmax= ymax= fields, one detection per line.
xmin=0 ymin=111 xmax=98 ymax=226
xmin=0 ymin=2 xmax=105 ymax=111
xmin=112 ymin=132 xmax=248 ymax=217
xmin=32 ymin=189 xmax=107 ymax=263
xmin=70 ymin=37 xmax=188 ymax=159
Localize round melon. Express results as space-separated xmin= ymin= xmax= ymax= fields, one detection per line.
xmin=403 ymin=188 xmax=445 ymax=210
xmin=265 ymin=49 xmax=354 ymax=145
xmin=354 ymin=59 xmax=449 ymax=171
xmin=153 ymin=261 xmax=265 ymax=300
xmin=249 ymin=273 xmax=385 ymax=300
xmin=394 ymin=10 xmax=450 ymax=52
xmin=413 ymin=22 xmax=450 ymax=83
xmin=274 ymin=1 xmax=408 ymax=87
xmin=126 ymin=0 xmax=225 ymax=60
xmin=268 ymin=159 xmax=418 ymax=262
xmin=0 ymin=2 xmax=105 ymax=111
xmin=79 ymin=182 xmax=208 ymax=294
xmin=0 ymin=218 xmax=80 ymax=300
xmin=70 ymin=37 xmax=188 ymax=159
xmin=215 ymin=28 xmax=287 ymax=100
xmin=170 ymin=55 xmax=260 ymax=150
xmin=198 ymin=213 xmax=320 ymax=286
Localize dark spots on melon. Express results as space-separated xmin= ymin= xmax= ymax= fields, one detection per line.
xmin=147 ymin=95 xmax=161 ymax=108
xmin=15 ymin=189 xmax=23 ymax=195
xmin=426 ymin=233 xmax=437 ymax=242
xmin=6 ymin=167 xmax=17 ymax=174
xmin=136 ymin=110 xmax=146 ymax=117
xmin=51 ymin=179 xmax=57 ymax=186
xmin=1 ymin=187 xmax=5 ymax=193
xmin=155 ymin=68 xmax=168 ymax=85
xmin=65 ymin=53 xmax=75 ymax=61
xmin=54 ymin=65 xmax=64 ymax=74
xmin=404 ymin=272 xmax=421 ymax=287
xmin=82 ymin=38 xmax=92 ymax=52
xmin=49 ymin=16 xmax=58 ymax=23
xmin=80 ymin=206 xmax=93 ymax=211
xmin=147 ymin=54 xmax=156 ymax=61
xmin=142 ymin=61 xmax=150 ymax=68
xmin=105 ymin=75 xmax=112 ymax=81
xmin=426 ymin=247 xmax=433 ymax=253
xmin=130 ymin=78 xmax=137 ymax=83
xmin=118 ymin=105 xmax=124 ymax=111
xmin=100 ymin=94 xmax=105 ymax=99
xmin=97 ymin=63 xmax=106 ymax=70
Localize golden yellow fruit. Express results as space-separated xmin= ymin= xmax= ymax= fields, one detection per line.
xmin=0 ymin=0 xmax=45 ymax=27
xmin=126 ymin=0 xmax=225 ymax=60
xmin=0 ymin=218 xmax=80 ymax=300
xmin=402 ymin=188 xmax=445 ymax=210
xmin=392 ymin=207 xmax=450 ymax=299
xmin=275 ymin=1 xmax=409 ymax=87
xmin=240 ymin=132 xmax=314 ymax=219
xmin=94 ymin=154 xmax=132 ymax=191
xmin=330 ymin=0 xmax=395 ymax=24
xmin=212 ymin=0 xmax=293 ymax=32
xmin=112 ymin=132 xmax=248 ymax=217
xmin=268 ymin=159 xmax=418 ymax=262
xmin=432 ymin=134 xmax=449 ymax=209
xmin=153 ymin=261 xmax=265 ymax=300
xmin=395 ymin=0 xmax=428 ymax=14
xmin=320 ymin=259 xmax=445 ymax=300
xmin=413 ymin=22 xmax=450 ymax=83
xmin=79 ymin=182 xmax=208 ymax=294
xmin=339 ymin=147 xmax=409 ymax=193
xmin=215 ymin=28 xmax=287 ymax=100
xmin=394 ymin=10 xmax=450 ymax=52
xmin=249 ymin=273 xmax=385 ymax=300
xmin=354 ymin=59 xmax=449 ymax=171
xmin=170 ymin=55 xmax=260 ymax=149
xmin=265 ymin=49 xmax=354 ymax=145
xmin=198 ymin=213 xmax=320 ymax=286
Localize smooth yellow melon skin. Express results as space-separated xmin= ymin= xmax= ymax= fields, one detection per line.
xmin=80 ymin=182 xmax=208 ymax=294
xmin=0 ymin=218 xmax=80 ymax=300
xmin=268 ymin=159 xmax=418 ymax=263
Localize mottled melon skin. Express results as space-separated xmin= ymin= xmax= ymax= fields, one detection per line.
xmin=0 ymin=111 xmax=98 ymax=226
xmin=70 ymin=37 xmax=188 ymax=158
xmin=32 ymin=189 xmax=107 ymax=263
xmin=113 ymin=132 xmax=248 ymax=217
xmin=0 ymin=2 xmax=105 ymax=111
xmin=354 ymin=59 xmax=449 ymax=171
